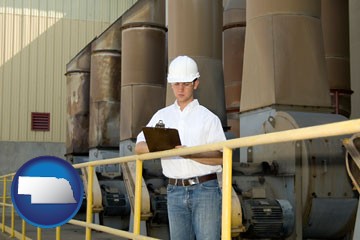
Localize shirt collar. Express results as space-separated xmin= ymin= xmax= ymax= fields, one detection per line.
xmin=174 ymin=99 xmax=199 ymax=111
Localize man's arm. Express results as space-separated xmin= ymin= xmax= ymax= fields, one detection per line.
xmin=183 ymin=150 xmax=223 ymax=165
xmin=135 ymin=141 xmax=150 ymax=154
xmin=135 ymin=142 xmax=223 ymax=165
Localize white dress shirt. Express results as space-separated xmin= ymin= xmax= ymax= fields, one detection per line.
xmin=136 ymin=99 xmax=226 ymax=178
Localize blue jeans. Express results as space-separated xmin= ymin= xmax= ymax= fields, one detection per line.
xmin=166 ymin=179 xmax=222 ymax=240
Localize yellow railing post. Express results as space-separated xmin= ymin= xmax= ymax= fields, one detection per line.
xmin=37 ymin=227 xmax=42 ymax=240
xmin=2 ymin=176 xmax=7 ymax=233
xmin=222 ymin=147 xmax=233 ymax=240
xmin=133 ymin=158 xmax=143 ymax=235
xmin=56 ymin=226 xmax=61 ymax=240
xmin=85 ymin=165 xmax=94 ymax=240
xmin=22 ymin=219 xmax=26 ymax=240
xmin=11 ymin=175 xmax=15 ymax=237
xmin=11 ymin=203 xmax=15 ymax=237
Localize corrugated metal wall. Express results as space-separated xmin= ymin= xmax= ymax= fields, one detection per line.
xmin=0 ymin=0 xmax=136 ymax=142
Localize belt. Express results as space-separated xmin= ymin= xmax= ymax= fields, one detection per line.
xmin=168 ymin=173 xmax=217 ymax=186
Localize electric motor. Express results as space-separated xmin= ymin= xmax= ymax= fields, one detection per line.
xmin=241 ymin=199 xmax=294 ymax=239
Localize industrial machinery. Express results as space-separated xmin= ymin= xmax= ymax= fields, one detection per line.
xmin=228 ymin=0 xmax=358 ymax=238
xmin=344 ymin=133 xmax=360 ymax=194
xmin=65 ymin=0 xmax=358 ymax=239
xmin=234 ymin=110 xmax=358 ymax=239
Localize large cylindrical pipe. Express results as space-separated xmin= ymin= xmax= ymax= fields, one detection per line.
xmin=167 ymin=0 xmax=227 ymax=126
xmin=321 ymin=0 xmax=352 ymax=117
xmin=240 ymin=0 xmax=331 ymax=112
xmin=223 ymin=0 xmax=246 ymax=138
xmin=65 ymin=43 xmax=92 ymax=155
xmin=89 ymin=18 xmax=122 ymax=148
xmin=120 ymin=0 xmax=166 ymax=141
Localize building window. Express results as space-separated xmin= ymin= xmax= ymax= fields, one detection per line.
xmin=31 ymin=112 xmax=50 ymax=131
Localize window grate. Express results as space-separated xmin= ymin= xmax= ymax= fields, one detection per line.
xmin=31 ymin=112 xmax=50 ymax=131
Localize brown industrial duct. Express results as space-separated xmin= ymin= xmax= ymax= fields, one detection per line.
xmin=350 ymin=0 xmax=360 ymax=119
xmin=89 ymin=18 xmax=122 ymax=148
xmin=65 ymin=42 xmax=92 ymax=155
xmin=120 ymin=0 xmax=166 ymax=140
xmin=240 ymin=0 xmax=331 ymax=112
xmin=321 ymin=0 xmax=352 ymax=117
xmin=167 ymin=0 xmax=227 ymax=126
xmin=223 ymin=0 xmax=246 ymax=138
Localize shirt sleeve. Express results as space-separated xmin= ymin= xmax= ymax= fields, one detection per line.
xmin=136 ymin=131 xmax=146 ymax=144
xmin=207 ymin=116 xmax=227 ymax=144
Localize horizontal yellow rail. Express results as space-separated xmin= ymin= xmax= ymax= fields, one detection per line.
xmin=0 ymin=173 xmax=15 ymax=178
xmin=73 ymin=119 xmax=360 ymax=168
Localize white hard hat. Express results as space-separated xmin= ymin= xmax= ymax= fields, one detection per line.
xmin=167 ymin=56 xmax=200 ymax=83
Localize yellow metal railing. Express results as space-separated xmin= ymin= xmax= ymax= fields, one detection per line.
xmin=1 ymin=119 xmax=360 ymax=239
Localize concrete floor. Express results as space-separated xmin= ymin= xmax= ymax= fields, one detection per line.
xmin=0 ymin=212 xmax=129 ymax=240
xmin=1 ymin=210 xmax=170 ymax=240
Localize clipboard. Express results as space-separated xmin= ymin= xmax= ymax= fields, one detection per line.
xmin=142 ymin=126 xmax=181 ymax=152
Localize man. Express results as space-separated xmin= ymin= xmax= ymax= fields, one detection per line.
xmin=135 ymin=55 xmax=226 ymax=240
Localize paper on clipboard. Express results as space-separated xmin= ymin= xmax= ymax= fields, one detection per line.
xmin=142 ymin=126 xmax=181 ymax=152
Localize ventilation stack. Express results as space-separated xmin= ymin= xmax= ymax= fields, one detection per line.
xmin=65 ymin=41 xmax=107 ymax=225
xmin=87 ymin=17 xmax=127 ymax=225
xmin=167 ymin=0 xmax=227 ymax=126
xmin=321 ymin=0 xmax=352 ymax=117
xmin=65 ymin=42 xmax=92 ymax=165
xmin=119 ymin=0 xmax=168 ymax=238
xmin=223 ymin=0 xmax=246 ymax=138
xmin=120 ymin=0 xmax=167 ymax=145
xmin=240 ymin=1 xmax=330 ymax=112
xmin=88 ymin=18 xmax=122 ymax=163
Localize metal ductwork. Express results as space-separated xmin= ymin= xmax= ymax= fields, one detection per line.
xmin=321 ymin=0 xmax=352 ymax=118
xmin=120 ymin=0 xmax=167 ymax=141
xmin=237 ymin=1 xmax=357 ymax=239
xmin=223 ymin=0 xmax=246 ymax=138
xmin=89 ymin=18 xmax=122 ymax=148
xmin=119 ymin=1 xmax=167 ymax=238
xmin=167 ymin=0 xmax=227 ymax=126
xmin=65 ymin=42 xmax=92 ymax=155
xmin=240 ymin=0 xmax=331 ymax=113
